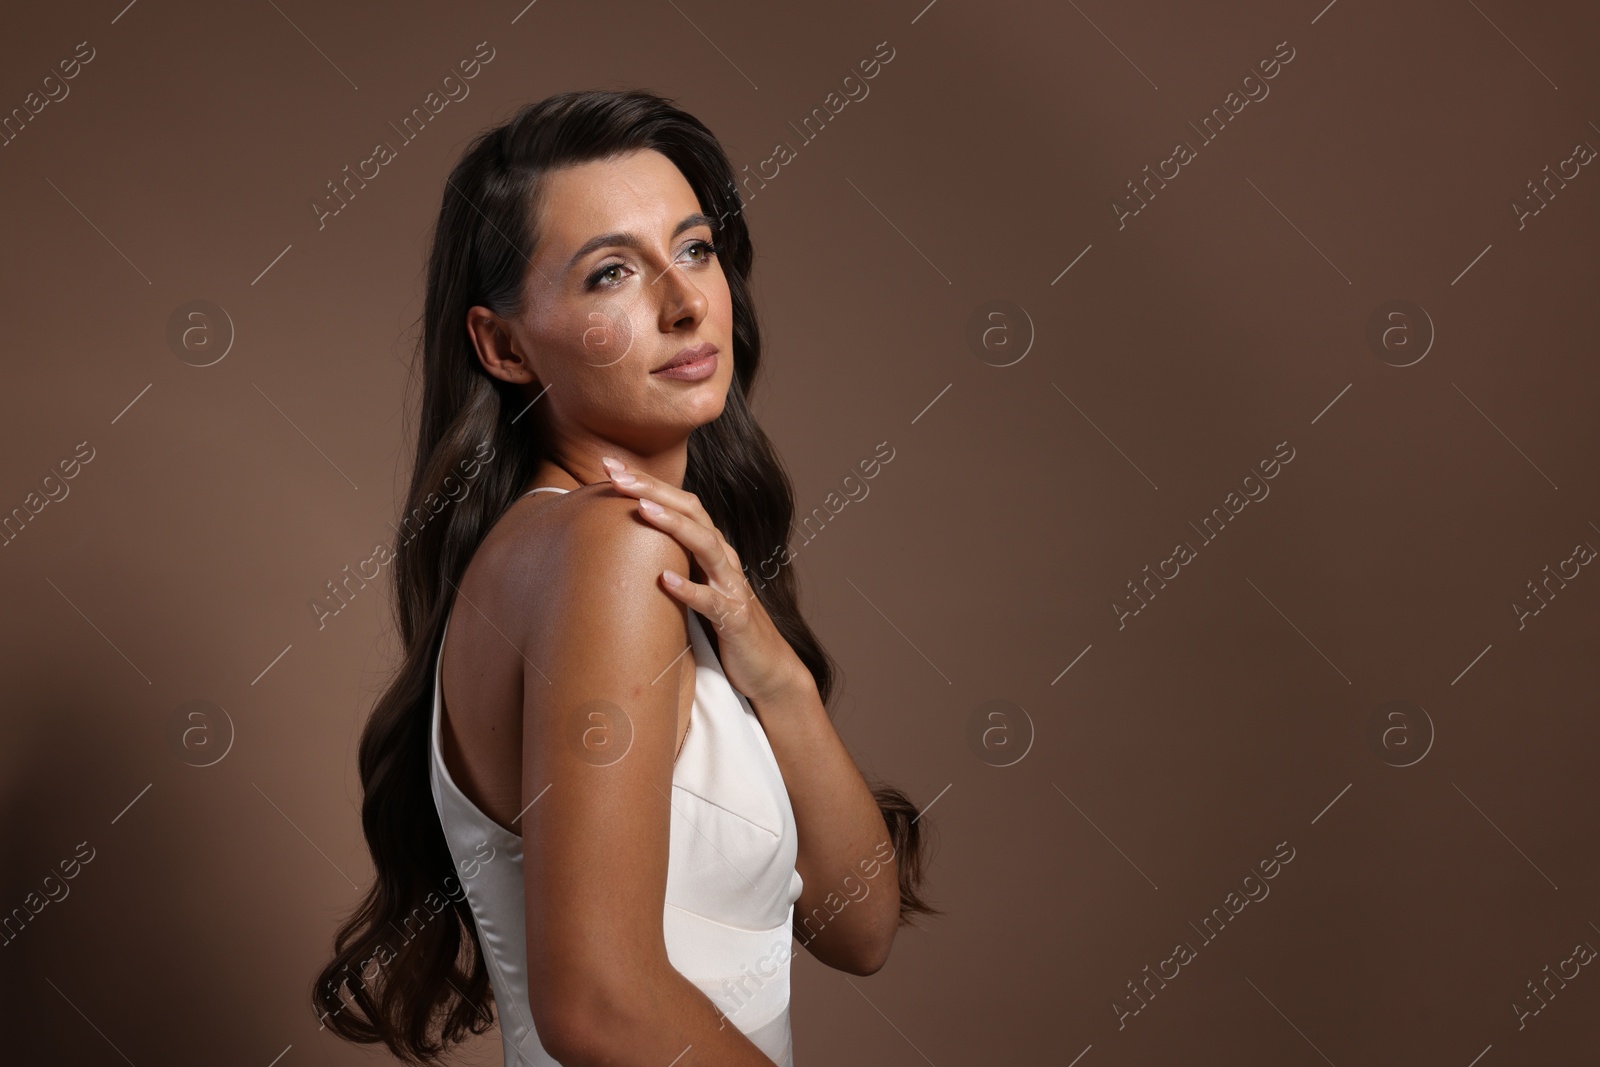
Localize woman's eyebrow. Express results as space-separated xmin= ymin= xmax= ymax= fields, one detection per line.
xmin=563 ymin=212 xmax=716 ymax=273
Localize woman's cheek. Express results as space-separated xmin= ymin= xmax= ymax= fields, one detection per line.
xmin=580 ymin=301 xmax=638 ymax=368
xmin=579 ymin=311 xmax=625 ymax=365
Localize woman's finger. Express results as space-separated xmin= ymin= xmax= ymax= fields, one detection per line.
xmin=637 ymin=497 xmax=739 ymax=590
xmin=600 ymin=456 xmax=712 ymax=529
xmin=662 ymin=566 xmax=748 ymax=631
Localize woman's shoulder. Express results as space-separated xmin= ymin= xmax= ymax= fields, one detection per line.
xmin=472 ymin=482 xmax=690 ymax=606
xmin=463 ymin=483 xmax=694 ymax=679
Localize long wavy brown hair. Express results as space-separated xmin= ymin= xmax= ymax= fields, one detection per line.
xmin=310 ymin=88 xmax=940 ymax=1064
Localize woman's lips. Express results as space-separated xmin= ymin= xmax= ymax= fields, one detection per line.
xmin=650 ymin=350 xmax=718 ymax=381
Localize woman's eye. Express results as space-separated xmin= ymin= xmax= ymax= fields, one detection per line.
xmin=684 ymin=239 xmax=718 ymax=261
xmin=588 ymin=263 xmax=625 ymax=289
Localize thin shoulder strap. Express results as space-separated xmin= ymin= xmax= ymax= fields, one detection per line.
xmin=522 ymin=486 xmax=571 ymax=497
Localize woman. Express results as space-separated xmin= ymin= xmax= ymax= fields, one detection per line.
xmin=312 ymin=89 xmax=937 ymax=1066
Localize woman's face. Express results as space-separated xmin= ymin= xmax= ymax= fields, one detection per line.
xmin=469 ymin=147 xmax=734 ymax=460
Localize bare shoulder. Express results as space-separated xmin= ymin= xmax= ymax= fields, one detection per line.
xmin=466 ymin=483 xmax=692 ymax=651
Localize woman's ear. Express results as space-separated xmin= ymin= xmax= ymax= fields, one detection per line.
xmin=466 ymin=306 xmax=538 ymax=386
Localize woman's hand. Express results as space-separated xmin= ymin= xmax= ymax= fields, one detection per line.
xmin=600 ymin=455 xmax=808 ymax=707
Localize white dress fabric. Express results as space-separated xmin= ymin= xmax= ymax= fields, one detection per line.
xmin=428 ymin=486 xmax=804 ymax=1066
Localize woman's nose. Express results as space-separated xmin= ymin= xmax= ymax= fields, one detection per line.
xmin=654 ymin=261 xmax=708 ymax=325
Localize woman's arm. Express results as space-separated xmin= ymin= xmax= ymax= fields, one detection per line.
xmin=590 ymin=459 xmax=904 ymax=977
xmin=511 ymin=494 xmax=778 ymax=1065
xmin=747 ymin=666 xmax=903 ymax=976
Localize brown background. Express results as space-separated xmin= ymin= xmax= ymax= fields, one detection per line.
xmin=3 ymin=0 xmax=1598 ymax=1063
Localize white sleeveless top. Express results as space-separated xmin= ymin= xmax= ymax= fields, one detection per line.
xmin=428 ymin=485 xmax=804 ymax=1066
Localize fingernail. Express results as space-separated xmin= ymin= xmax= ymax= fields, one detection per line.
xmin=601 ymin=456 xmax=622 ymax=473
